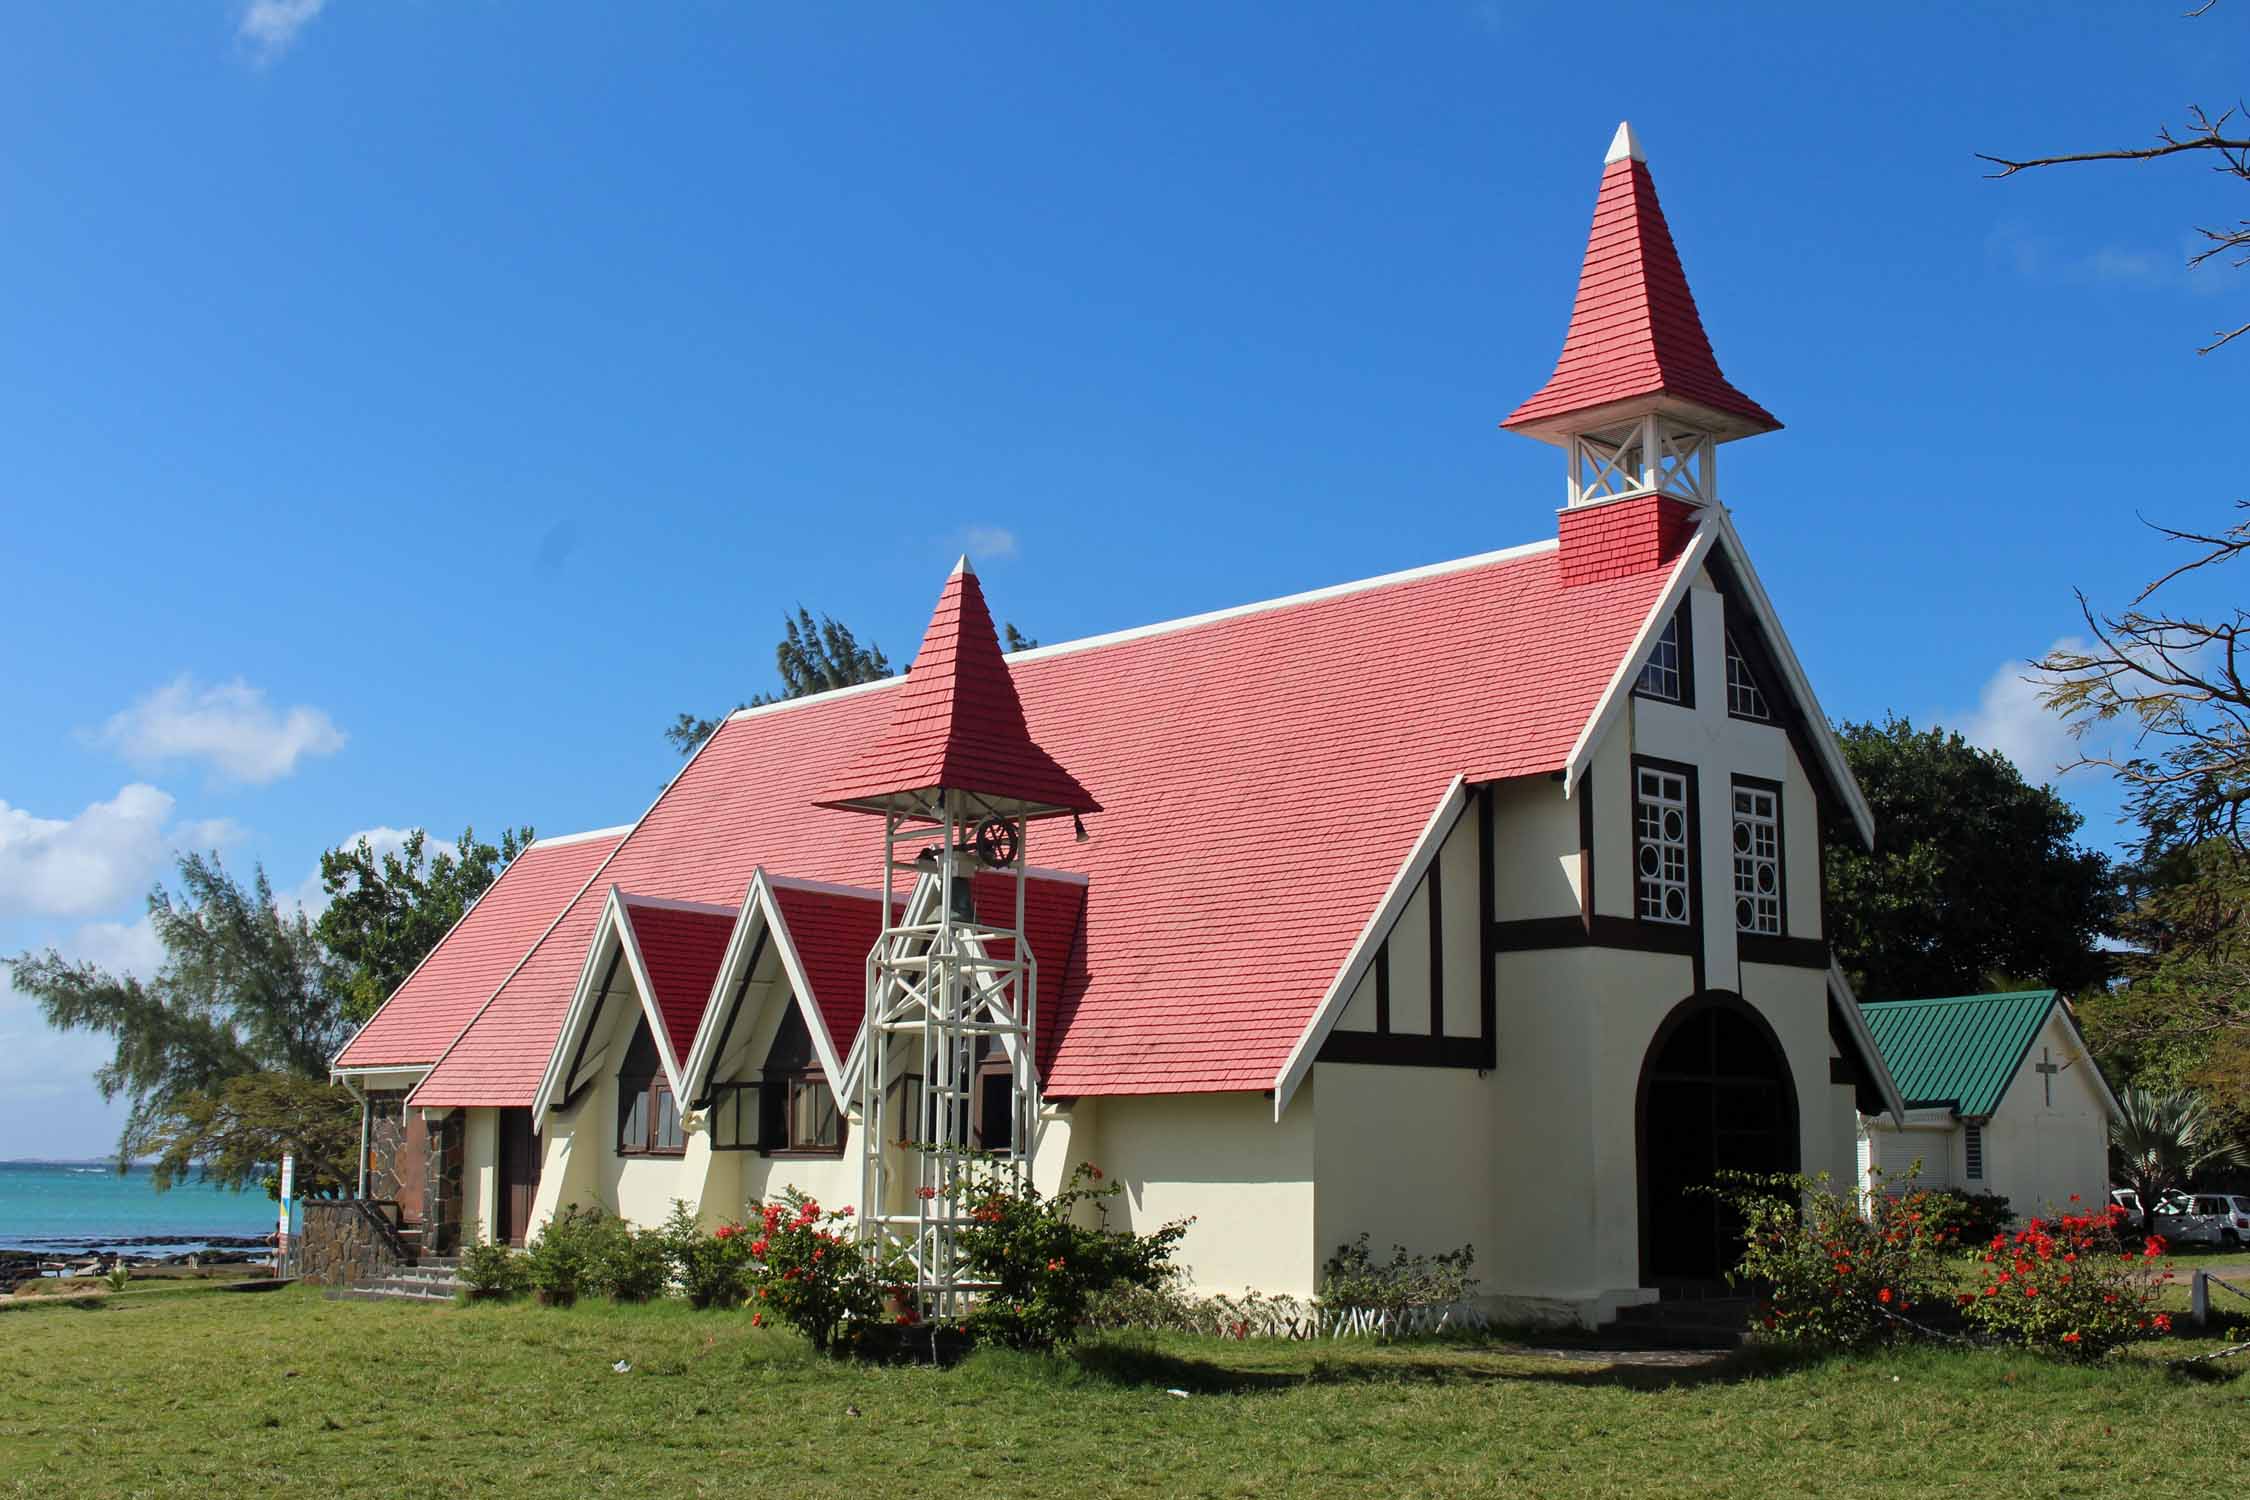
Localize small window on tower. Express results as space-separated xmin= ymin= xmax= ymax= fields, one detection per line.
xmin=1726 ymin=631 xmax=1771 ymax=721
xmin=1634 ymin=763 xmax=1692 ymax=925
xmin=1636 ymin=610 xmax=1687 ymax=703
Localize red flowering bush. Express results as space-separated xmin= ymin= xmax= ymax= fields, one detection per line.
xmin=742 ymin=1187 xmax=889 ymax=1353
xmin=1959 ymin=1200 xmax=2175 ymax=1360
xmin=955 ymin=1161 xmax=1191 ymax=1352
xmin=1717 ymin=1169 xmax=1958 ymax=1349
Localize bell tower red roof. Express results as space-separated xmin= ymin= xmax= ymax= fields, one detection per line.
xmin=1503 ymin=123 xmax=1779 ymax=443
xmin=814 ymin=557 xmax=1099 ymax=820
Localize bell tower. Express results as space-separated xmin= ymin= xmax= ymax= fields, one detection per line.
xmin=814 ymin=556 xmax=1097 ymax=1319
xmin=1504 ymin=122 xmax=1779 ymax=515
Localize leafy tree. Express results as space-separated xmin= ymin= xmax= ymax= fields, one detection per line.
xmin=143 ymin=1071 xmax=360 ymax=1198
xmin=1825 ymin=717 xmax=2116 ymax=1000
xmin=9 ymin=853 xmax=353 ymax=1175
xmin=2108 ymin=1085 xmax=2250 ymax=1239
xmin=316 ymin=826 xmax=531 ymax=1024
xmin=666 ymin=607 xmax=1040 ymax=754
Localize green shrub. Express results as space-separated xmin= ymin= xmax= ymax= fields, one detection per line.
xmin=524 ymin=1203 xmax=607 ymax=1305
xmin=955 ymin=1162 xmax=1191 ymax=1352
xmin=589 ymin=1219 xmax=670 ymax=1303
xmin=1716 ymin=1167 xmax=1957 ymax=1349
xmin=1084 ymin=1272 xmax=1318 ymax=1339
xmin=660 ymin=1200 xmax=752 ymax=1309
xmin=1959 ymin=1201 xmax=2176 ymax=1359
xmin=1921 ymin=1187 xmax=2014 ymax=1247
xmin=458 ymin=1236 xmax=525 ymax=1299
xmin=1320 ymin=1235 xmax=1479 ymax=1338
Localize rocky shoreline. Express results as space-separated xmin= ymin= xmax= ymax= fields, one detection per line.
xmin=0 ymin=1235 xmax=272 ymax=1292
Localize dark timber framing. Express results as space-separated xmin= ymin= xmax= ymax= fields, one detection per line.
xmin=559 ymin=948 xmax=626 ymax=1113
xmin=691 ymin=929 xmax=769 ymax=1110
xmin=1319 ymin=785 xmax=1494 ymax=1071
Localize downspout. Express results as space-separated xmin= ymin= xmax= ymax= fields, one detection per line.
xmin=335 ymin=1073 xmax=370 ymax=1199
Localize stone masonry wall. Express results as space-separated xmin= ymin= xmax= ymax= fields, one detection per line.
xmin=295 ymin=1201 xmax=405 ymax=1287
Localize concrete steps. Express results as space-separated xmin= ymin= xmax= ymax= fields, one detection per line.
xmin=1598 ymin=1296 xmax=1754 ymax=1350
xmin=333 ymin=1258 xmax=463 ymax=1304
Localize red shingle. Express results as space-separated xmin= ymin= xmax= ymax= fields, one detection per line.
xmin=409 ymin=540 xmax=1669 ymax=1108
xmin=619 ymin=897 xmax=737 ymax=1067
xmin=334 ymin=831 xmax=623 ymax=1071
xmin=1504 ymin=155 xmax=1777 ymax=435
xmin=817 ymin=561 xmax=1098 ymax=818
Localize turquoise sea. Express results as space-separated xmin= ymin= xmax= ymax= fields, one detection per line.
xmin=0 ymin=1160 xmax=282 ymax=1255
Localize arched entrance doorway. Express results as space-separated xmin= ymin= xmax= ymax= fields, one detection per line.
xmin=1637 ymin=993 xmax=1799 ymax=1288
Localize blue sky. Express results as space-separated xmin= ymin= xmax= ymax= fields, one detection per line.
xmin=3 ymin=1 xmax=2241 ymax=1157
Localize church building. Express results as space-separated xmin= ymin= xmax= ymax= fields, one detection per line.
xmin=331 ymin=123 xmax=1908 ymax=1327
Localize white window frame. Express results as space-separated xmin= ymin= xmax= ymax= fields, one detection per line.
xmin=1636 ymin=613 xmax=1685 ymax=703
xmin=1731 ymin=781 xmax=1782 ymax=936
xmin=1725 ymin=630 xmax=1771 ymax=721
xmin=1635 ymin=763 xmax=1693 ymax=926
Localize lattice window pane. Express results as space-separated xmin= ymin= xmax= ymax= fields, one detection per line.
xmin=1636 ymin=613 xmax=1683 ymax=702
xmin=1635 ymin=767 xmax=1691 ymax=925
xmin=1726 ymin=632 xmax=1770 ymax=720
xmin=1731 ymin=785 xmax=1781 ymax=935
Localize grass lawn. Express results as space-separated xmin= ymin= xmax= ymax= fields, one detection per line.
xmin=2 ymin=1284 xmax=2246 ymax=1498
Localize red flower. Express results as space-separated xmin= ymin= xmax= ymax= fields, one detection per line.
xmin=1046 ymin=1257 xmax=1066 ymax=1271
xmin=896 ymin=1309 xmax=921 ymax=1326
xmin=750 ymin=1238 xmax=769 ymax=1256
xmin=714 ymin=1224 xmax=739 ymax=1241
xmin=1877 ymin=1287 xmax=1893 ymax=1304
xmin=2153 ymin=1313 xmax=2172 ymax=1333
xmin=751 ymin=1312 xmax=764 ymax=1327
xmin=2061 ymin=1331 xmax=2080 ymax=1344
xmin=915 ymin=1186 xmax=937 ymax=1201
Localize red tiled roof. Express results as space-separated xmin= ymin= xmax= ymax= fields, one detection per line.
xmin=816 ymin=559 xmax=1099 ymax=819
xmin=620 ymin=897 xmax=737 ymax=1068
xmin=333 ymin=830 xmax=624 ymax=1071
xmin=409 ymin=537 xmax=1672 ymax=1108
xmin=1504 ymin=133 xmax=1777 ymax=437
xmin=767 ymin=881 xmax=887 ymax=1060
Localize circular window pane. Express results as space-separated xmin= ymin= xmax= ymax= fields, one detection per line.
xmin=1733 ymin=824 xmax=1751 ymax=852
xmin=1664 ymin=889 xmax=1686 ymax=920
xmin=1735 ymin=898 xmax=1753 ymax=928
xmin=1638 ymin=846 xmax=1659 ymax=876
xmin=1664 ymin=811 xmax=1684 ymax=840
xmin=1758 ymin=866 xmax=1776 ymax=893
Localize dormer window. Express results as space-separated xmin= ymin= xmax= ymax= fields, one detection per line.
xmin=1725 ymin=631 xmax=1771 ymax=721
xmin=1635 ymin=608 xmax=1691 ymax=704
xmin=757 ymin=1007 xmax=845 ymax=1157
xmin=617 ymin=1018 xmax=685 ymax=1156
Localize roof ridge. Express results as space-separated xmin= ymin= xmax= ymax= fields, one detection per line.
xmin=1862 ymin=989 xmax=2058 ymax=1008
xmin=724 ymin=537 xmax=1562 ymax=732
xmin=528 ymin=824 xmax=634 ymax=851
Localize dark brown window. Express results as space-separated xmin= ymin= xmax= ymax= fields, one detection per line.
xmin=1634 ymin=606 xmax=1694 ymax=708
xmin=617 ymin=1018 xmax=685 ymax=1156
xmin=756 ymin=1007 xmax=846 ymax=1157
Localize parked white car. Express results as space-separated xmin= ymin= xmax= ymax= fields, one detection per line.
xmin=2156 ymin=1193 xmax=2250 ymax=1249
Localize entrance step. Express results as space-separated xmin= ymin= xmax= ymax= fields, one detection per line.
xmin=1599 ymin=1296 xmax=1754 ymax=1349
xmin=337 ymin=1265 xmax=464 ymax=1303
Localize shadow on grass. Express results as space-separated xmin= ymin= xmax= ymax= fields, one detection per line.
xmin=1046 ymin=1334 xmax=1829 ymax=1396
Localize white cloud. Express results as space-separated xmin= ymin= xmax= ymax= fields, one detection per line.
xmin=238 ymin=0 xmax=328 ymax=63
xmin=1961 ymin=639 xmax=2092 ymax=786
xmin=100 ymin=675 xmax=345 ymax=784
xmin=961 ymin=525 xmax=1021 ymax=563
xmin=0 ymin=785 xmax=176 ymax=920
xmin=289 ymin=825 xmax=458 ymax=918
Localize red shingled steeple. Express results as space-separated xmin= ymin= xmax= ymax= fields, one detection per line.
xmin=815 ymin=557 xmax=1099 ymax=820
xmin=1504 ymin=122 xmax=1778 ymax=443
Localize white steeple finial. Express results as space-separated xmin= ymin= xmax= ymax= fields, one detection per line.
xmin=950 ymin=553 xmax=975 ymax=578
xmin=1605 ymin=120 xmax=1645 ymax=165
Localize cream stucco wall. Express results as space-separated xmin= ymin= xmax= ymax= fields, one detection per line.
xmin=1981 ymin=1010 xmax=2113 ymax=1218
xmin=463 ymin=1106 xmax=498 ymax=1245
xmin=1096 ymin=1089 xmax=1317 ymax=1296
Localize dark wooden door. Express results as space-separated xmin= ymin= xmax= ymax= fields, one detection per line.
xmin=1641 ymin=1002 xmax=1797 ymax=1285
xmin=496 ymin=1108 xmax=541 ymax=1247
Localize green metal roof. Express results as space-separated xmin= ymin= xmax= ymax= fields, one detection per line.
xmin=1857 ymin=990 xmax=2060 ymax=1119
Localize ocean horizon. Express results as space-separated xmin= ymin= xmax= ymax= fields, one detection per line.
xmin=0 ymin=1159 xmax=284 ymax=1256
